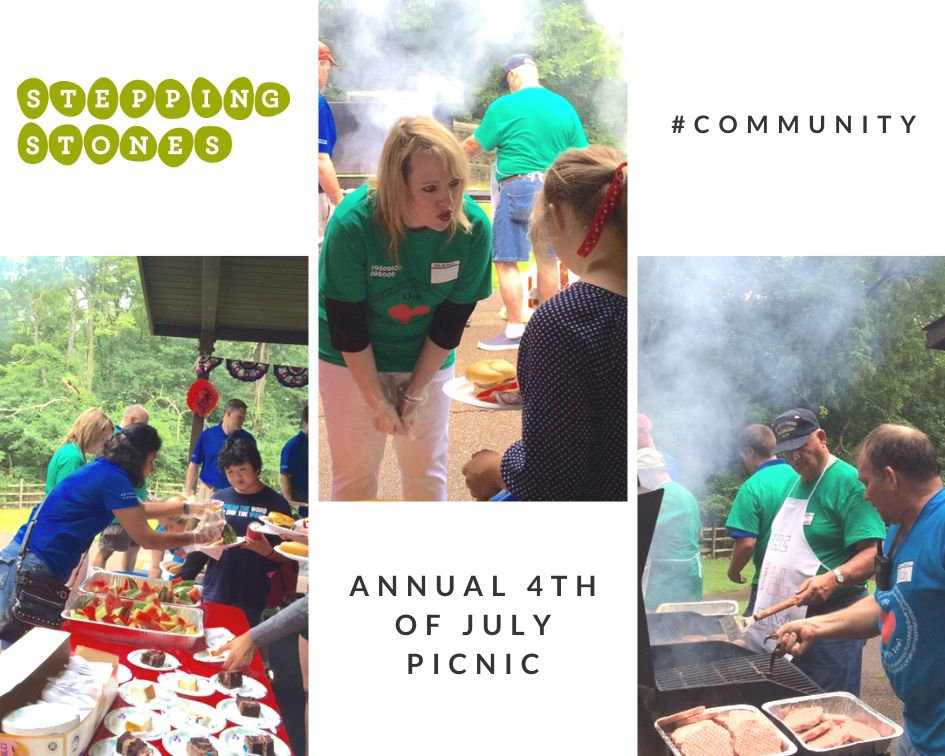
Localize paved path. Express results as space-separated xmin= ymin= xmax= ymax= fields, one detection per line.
xmin=318 ymin=289 xmax=523 ymax=501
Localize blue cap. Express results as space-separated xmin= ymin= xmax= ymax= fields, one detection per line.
xmin=772 ymin=408 xmax=820 ymax=454
xmin=502 ymin=54 xmax=536 ymax=88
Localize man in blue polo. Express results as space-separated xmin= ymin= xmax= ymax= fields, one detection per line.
xmin=280 ymin=405 xmax=308 ymax=517
xmin=185 ymin=399 xmax=255 ymax=497
xmin=319 ymin=40 xmax=343 ymax=247
xmin=462 ymin=53 xmax=588 ymax=350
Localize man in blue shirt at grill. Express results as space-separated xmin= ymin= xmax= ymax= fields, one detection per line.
xmin=280 ymin=405 xmax=308 ymax=517
xmin=185 ymin=398 xmax=255 ymax=498
xmin=775 ymin=424 xmax=945 ymax=755
xmin=319 ymin=40 xmax=343 ymax=247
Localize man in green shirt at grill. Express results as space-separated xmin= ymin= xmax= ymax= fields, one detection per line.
xmin=725 ymin=423 xmax=799 ymax=615
xmin=462 ymin=54 xmax=588 ymax=351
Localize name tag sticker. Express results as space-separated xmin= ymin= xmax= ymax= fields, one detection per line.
xmin=431 ymin=261 xmax=460 ymax=284
xmin=802 ymin=512 xmax=815 ymax=526
xmin=897 ymin=561 xmax=914 ymax=584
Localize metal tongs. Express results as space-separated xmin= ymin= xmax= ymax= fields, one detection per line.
xmin=765 ymin=633 xmax=779 ymax=676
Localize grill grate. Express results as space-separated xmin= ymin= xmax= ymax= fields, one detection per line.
xmin=655 ymin=653 xmax=822 ymax=695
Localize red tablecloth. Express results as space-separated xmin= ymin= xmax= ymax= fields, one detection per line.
xmin=65 ymin=601 xmax=292 ymax=755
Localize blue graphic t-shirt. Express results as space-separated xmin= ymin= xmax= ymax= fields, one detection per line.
xmin=280 ymin=431 xmax=309 ymax=502
xmin=190 ymin=424 xmax=255 ymax=489
xmin=318 ymin=94 xmax=336 ymax=157
xmin=198 ymin=485 xmax=293 ymax=616
xmin=15 ymin=458 xmax=139 ymax=579
xmin=875 ymin=487 xmax=945 ymax=753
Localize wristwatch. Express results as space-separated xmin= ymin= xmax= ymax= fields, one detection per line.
xmin=832 ymin=567 xmax=845 ymax=584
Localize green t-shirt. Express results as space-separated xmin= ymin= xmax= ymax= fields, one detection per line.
xmin=45 ymin=441 xmax=85 ymax=494
xmin=725 ymin=460 xmax=799 ymax=585
xmin=473 ymin=87 xmax=588 ymax=180
xmin=645 ymin=480 xmax=703 ymax=609
xmin=318 ymin=185 xmax=493 ymax=373
xmin=791 ymin=457 xmax=886 ymax=595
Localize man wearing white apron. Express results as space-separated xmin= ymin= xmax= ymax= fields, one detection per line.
xmin=748 ymin=409 xmax=885 ymax=695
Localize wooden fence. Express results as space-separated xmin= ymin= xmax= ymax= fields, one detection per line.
xmin=700 ymin=526 xmax=735 ymax=558
xmin=0 ymin=479 xmax=186 ymax=509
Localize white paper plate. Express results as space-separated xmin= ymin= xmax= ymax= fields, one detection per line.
xmin=258 ymin=515 xmax=307 ymax=543
xmin=117 ymin=679 xmax=178 ymax=709
xmin=127 ymin=649 xmax=181 ymax=672
xmin=116 ymin=663 xmax=133 ymax=684
xmin=164 ymin=700 xmax=227 ymax=734
xmin=158 ymin=671 xmax=215 ymax=697
xmin=89 ymin=736 xmax=160 ymax=756
xmin=161 ymin=730 xmax=224 ymax=756
xmin=212 ymin=672 xmax=267 ymax=699
xmin=197 ymin=537 xmax=246 ymax=560
xmin=104 ymin=707 xmax=171 ymax=741
xmin=205 ymin=626 xmax=236 ymax=648
xmin=216 ymin=697 xmax=281 ymax=729
xmin=193 ymin=647 xmax=230 ymax=664
xmin=220 ymin=727 xmax=291 ymax=756
xmin=274 ymin=542 xmax=308 ymax=563
xmin=443 ymin=376 xmax=522 ymax=410
xmin=2 ymin=702 xmax=79 ymax=736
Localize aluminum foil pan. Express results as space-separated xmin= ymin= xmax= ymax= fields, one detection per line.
xmin=655 ymin=704 xmax=797 ymax=756
xmin=655 ymin=600 xmax=739 ymax=616
xmin=762 ymin=692 xmax=903 ymax=755
xmin=62 ymin=593 xmax=204 ymax=650
xmin=78 ymin=569 xmax=202 ymax=608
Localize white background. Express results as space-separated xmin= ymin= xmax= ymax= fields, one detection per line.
xmin=310 ymin=504 xmax=634 ymax=755
xmin=629 ymin=1 xmax=945 ymax=253
xmin=0 ymin=2 xmax=316 ymax=253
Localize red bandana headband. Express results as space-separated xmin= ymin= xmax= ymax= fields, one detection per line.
xmin=577 ymin=161 xmax=627 ymax=258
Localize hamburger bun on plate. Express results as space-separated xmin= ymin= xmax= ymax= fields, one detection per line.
xmin=464 ymin=360 xmax=521 ymax=406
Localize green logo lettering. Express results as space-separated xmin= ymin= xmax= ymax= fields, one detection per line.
xmin=50 ymin=81 xmax=86 ymax=117
xmin=88 ymin=77 xmax=119 ymax=119
xmin=120 ymin=126 xmax=158 ymax=162
xmin=158 ymin=128 xmax=194 ymax=167
xmin=49 ymin=124 xmax=83 ymax=165
xmin=255 ymin=82 xmax=290 ymax=117
xmin=224 ymin=77 xmax=254 ymax=120
xmin=156 ymin=79 xmax=190 ymax=119
xmin=17 ymin=78 xmax=48 ymax=119
xmin=194 ymin=126 xmax=232 ymax=162
xmin=120 ymin=80 xmax=155 ymax=118
xmin=18 ymin=123 xmax=47 ymax=163
xmin=192 ymin=77 xmax=222 ymax=118
xmin=84 ymin=124 xmax=120 ymax=165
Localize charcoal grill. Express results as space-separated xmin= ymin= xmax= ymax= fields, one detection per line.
xmin=645 ymin=610 xmax=742 ymax=644
xmin=638 ymin=486 xmax=824 ymax=753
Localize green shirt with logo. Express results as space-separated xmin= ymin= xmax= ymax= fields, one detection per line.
xmin=790 ymin=458 xmax=885 ymax=596
xmin=319 ymin=185 xmax=493 ymax=373
xmin=474 ymin=87 xmax=588 ymax=180
xmin=725 ymin=459 xmax=799 ymax=585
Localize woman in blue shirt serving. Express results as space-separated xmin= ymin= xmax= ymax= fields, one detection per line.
xmin=0 ymin=424 xmax=222 ymax=627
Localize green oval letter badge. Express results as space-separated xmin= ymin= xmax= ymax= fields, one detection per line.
xmin=50 ymin=81 xmax=86 ymax=116
xmin=18 ymin=123 xmax=47 ymax=164
xmin=156 ymin=79 xmax=190 ymax=119
xmin=158 ymin=128 xmax=194 ymax=167
xmin=255 ymin=82 xmax=290 ymax=117
xmin=84 ymin=124 xmax=120 ymax=165
xmin=17 ymin=78 xmax=48 ymax=119
xmin=120 ymin=126 xmax=157 ymax=162
xmin=224 ymin=77 xmax=254 ymax=120
xmin=49 ymin=124 xmax=83 ymax=165
xmin=120 ymin=80 xmax=155 ymax=118
xmin=195 ymin=126 xmax=232 ymax=162
xmin=88 ymin=77 xmax=119 ymax=119
xmin=192 ymin=77 xmax=222 ymax=118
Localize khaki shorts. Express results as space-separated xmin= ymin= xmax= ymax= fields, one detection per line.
xmin=100 ymin=522 xmax=139 ymax=552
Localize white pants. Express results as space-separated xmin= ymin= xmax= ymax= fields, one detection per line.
xmin=319 ymin=360 xmax=454 ymax=501
xmin=318 ymin=193 xmax=333 ymax=247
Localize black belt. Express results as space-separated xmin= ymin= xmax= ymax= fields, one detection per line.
xmin=498 ymin=172 xmax=542 ymax=185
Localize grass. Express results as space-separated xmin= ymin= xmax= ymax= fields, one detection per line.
xmin=0 ymin=507 xmax=30 ymax=535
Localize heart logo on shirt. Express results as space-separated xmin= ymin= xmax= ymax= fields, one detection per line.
xmin=388 ymin=304 xmax=430 ymax=324
xmin=880 ymin=609 xmax=896 ymax=645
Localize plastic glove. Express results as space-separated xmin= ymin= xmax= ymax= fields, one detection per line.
xmin=370 ymin=398 xmax=405 ymax=435
xmin=194 ymin=518 xmax=225 ymax=544
xmin=397 ymin=385 xmax=427 ymax=439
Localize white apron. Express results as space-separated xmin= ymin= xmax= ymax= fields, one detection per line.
xmin=747 ymin=456 xmax=837 ymax=651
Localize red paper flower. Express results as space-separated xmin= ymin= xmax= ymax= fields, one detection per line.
xmin=187 ymin=379 xmax=220 ymax=417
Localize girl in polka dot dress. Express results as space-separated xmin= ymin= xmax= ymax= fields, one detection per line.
xmin=462 ymin=146 xmax=628 ymax=501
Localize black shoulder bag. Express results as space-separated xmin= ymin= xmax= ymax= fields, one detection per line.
xmin=0 ymin=498 xmax=70 ymax=643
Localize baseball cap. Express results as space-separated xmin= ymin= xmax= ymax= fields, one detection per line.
xmin=501 ymin=53 xmax=536 ymax=88
xmin=637 ymin=413 xmax=653 ymax=433
xmin=319 ymin=41 xmax=339 ymax=66
xmin=771 ymin=408 xmax=820 ymax=454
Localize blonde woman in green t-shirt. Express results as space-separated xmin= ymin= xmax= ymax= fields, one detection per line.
xmin=319 ymin=117 xmax=493 ymax=500
xmin=45 ymin=407 xmax=114 ymax=493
